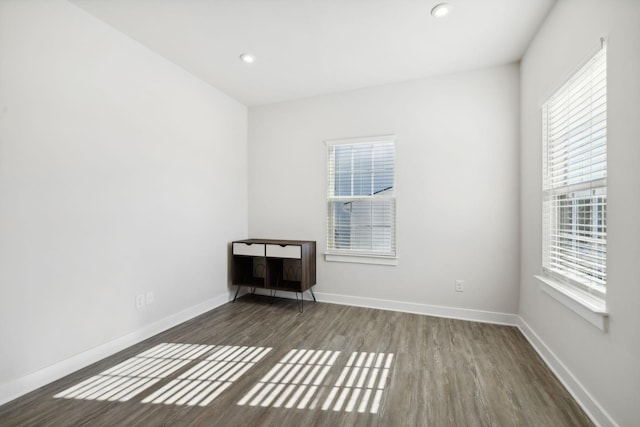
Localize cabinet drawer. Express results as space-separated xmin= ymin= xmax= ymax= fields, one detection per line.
xmin=266 ymin=244 xmax=301 ymax=259
xmin=233 ymin=243 xmax=265 ymax=256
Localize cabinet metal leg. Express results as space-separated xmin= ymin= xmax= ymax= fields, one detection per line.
xmin=270 ymin=289 xmax=276 ymax=304
xmin=232 ymin=285 xmax=240 ymax=303
xmin=309 ymin=288 xmax=316 ymax=302
xmin=295 ymin=292 xmax=304 ymax=313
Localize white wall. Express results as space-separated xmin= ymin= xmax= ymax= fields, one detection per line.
xmin=248 ymin=64 xmax=520 ymax=316
xmin=520 ymin=1 xmax=640 ymax=426
xmin=0 ymin=0 xmax=247 ymax=398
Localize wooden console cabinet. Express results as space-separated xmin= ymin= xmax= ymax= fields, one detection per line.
xmin=232 ymin=239 xmax=316 ymax=311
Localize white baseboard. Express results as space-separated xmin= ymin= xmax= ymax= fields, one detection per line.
xmin=316 ymin=291 xmax=519 ymax=326
xmin=516 ymin=317 xmax=618 ymax=427
xmin=0 ymin=291 xmax=234 ymax=406
xmin=249 ymin=288 xmax=518 ymax=325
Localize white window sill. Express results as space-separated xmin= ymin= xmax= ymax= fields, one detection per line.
xmin=535 ymin=275 xmax=609 ymax=332
xmin=325 ymin=253 xmax=398 ymax=266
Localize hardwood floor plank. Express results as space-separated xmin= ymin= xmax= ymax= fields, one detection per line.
xmin=0 ymin=297 xmax=594 ymax=426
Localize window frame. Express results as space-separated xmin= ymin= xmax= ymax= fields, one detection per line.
xmin=538 ymin=43 xmax=609 ymax=330
xmin=325 ymin=135 xmax=397 ymax=266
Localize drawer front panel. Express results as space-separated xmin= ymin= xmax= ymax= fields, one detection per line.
xmin=233 ymin=243 xmax=265 ymax=257
xmin=266 ymin=244 xmax=302 ymax=259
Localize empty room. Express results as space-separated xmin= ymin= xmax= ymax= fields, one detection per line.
xmin=0 ymin=0 xmax=638 ymax=426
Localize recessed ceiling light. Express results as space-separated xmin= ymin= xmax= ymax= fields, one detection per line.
xmin=239 ymin=53 xmax=255 ymax=64
xmin=431 ymin=3 xmax=452 ymax=18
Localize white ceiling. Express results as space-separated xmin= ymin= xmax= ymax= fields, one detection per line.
xmin=72 ymin=0 xmax=556 ymax=106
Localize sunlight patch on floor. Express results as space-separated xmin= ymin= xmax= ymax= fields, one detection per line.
xmin=142 ymin=345 xmax=271 ymax=406
xmin=236 ymin=349 xmax=394 ymax=414
xmin=321 ymin=351 xmax=394 ymax=414
xmin=237 ymin=349 xmax=341 ymax=409
xmin=53 ymin=343 xmax=271 ymax=406
xmin=53 ymin=343 xmax=215 ymax=402
xmin=54 ymin=343 xmax=393 ymax=413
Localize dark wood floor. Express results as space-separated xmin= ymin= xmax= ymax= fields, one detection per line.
xmin=0 ymin=296 xmax=593 ymax=426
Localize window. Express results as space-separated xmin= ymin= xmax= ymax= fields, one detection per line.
xmin=326 ymin=136 xmax=396 ymax=265
xmin=542 ymin=45 xmax=607 ymax=298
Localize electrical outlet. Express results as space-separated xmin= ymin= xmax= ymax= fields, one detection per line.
xmin=455 ymin=280 xmax=464 ymax=292
xmin=146 ymin=291 xmax=155 ymax=305
xmin=135 ymin=294 xmax=145 ymax=309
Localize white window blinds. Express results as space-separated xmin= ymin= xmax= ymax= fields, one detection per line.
xmin=542 ymin=45 xmax=607 ymax=295
xmin=326 ymin=137 xmax=396 ymax=257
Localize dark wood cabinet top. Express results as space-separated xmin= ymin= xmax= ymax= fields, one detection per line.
xmin=233 ymin=239 xmax=315 ymax=246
